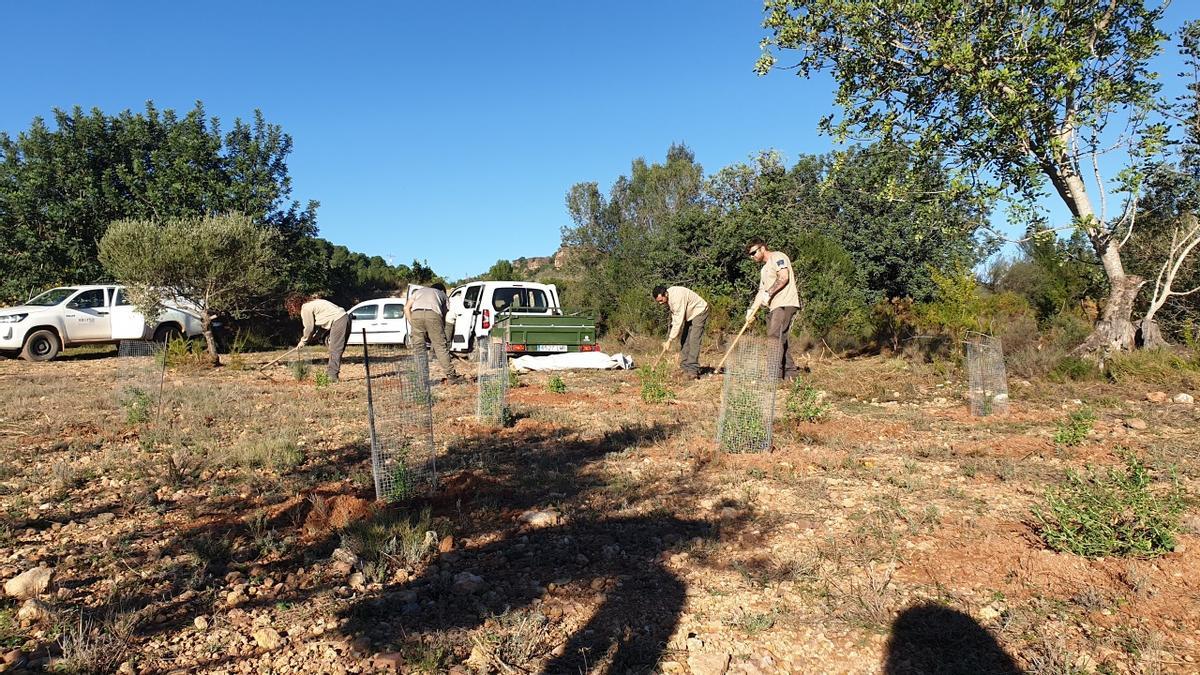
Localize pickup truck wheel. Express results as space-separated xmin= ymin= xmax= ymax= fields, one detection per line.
xmin=154 ymin=324 xmax=183 ymax=344
xmin=20 ymin=330 xmax=60 ymax=362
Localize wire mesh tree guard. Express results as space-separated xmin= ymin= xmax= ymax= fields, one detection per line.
xmin=717 ymin=335 xmax=782 ymax=453
xmin=965 ymin=331 xmax=1010 ymax=416
xmin=362 ymin=335 xmax=436 ymax=502
xmin=476 ymin=337 xmax=509 ymax=425
xmin=114 ymin=339 xmax=167 ymax=428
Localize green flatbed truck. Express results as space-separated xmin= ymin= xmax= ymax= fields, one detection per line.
xmin=492 ymin=309 xmax=599 ymax=355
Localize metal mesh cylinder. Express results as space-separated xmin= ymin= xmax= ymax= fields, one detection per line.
xmin=364 ymin=343 xmax=436 ymax=502
xmin=717 ymin=336 xmax=782 ymax=453
xmin=476 ymin=337 xmax=509 ymax=425
xmin=114 ymin=339 xmax=167 ymax=428
xmin=965 ymin=332 xmax=1009 ymax=416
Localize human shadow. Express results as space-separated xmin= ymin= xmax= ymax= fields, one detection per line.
xmin=334 ymin=418 xmax=710 ymax=672
xmin=341 ymin=514 xmax=711 ymax=673
xmin=883 ymin=603 xmax=1021 ymax=675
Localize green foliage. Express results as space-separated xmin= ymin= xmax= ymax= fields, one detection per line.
xmin=120 ymin=387 xmax=153 ymax=425
xmin=1053 ymin=408 xmax=1097 ymax=447
xmin=791 ymin=233 xmax=870 ymax=338
xmin=478 ymin=379 xmax=511 ymax=426
xmin=1049 ymin=356 xmax=1099 ymax=383
xmin=719 ymin=390 xmax=770 ymax=453
xmin=1105 ymin=348 xmax=1200 ymax=385
xmin=314 ymin=372 xmax=331 ymax=389
xmin=991 ymin=232 xmax=1107 ymax=326
xmin=100 ymin=212 xmax=280 ymax=364
xmin=785 ymin=379 xmax=828 ymax=423
xmin=290 ymin=358 xmax=311 ymax=382
xmin=1034 ymin=454 xmax=1186 ymax=558
xmin=637 ymin=365 xmax=674 ymax=403
xmin=0 ymin=103 xmax=316 ymax=304
xmin=507 ymin=369 xmax=521 ymax=389
xmin=484 ymin=259 xmax=519 ymax=281
xmin=385 ymin=461 xmax=416 ymax=502
xmin=546 ymin=375 xmax=566 ymax=394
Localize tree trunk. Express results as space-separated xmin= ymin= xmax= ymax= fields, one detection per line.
xmin=1072 ymin=269 xmax=1143 ymax=356
xmin=1137 ymin=318 xmax=1169 ymax=349
xmin=1048 ymin=169 xmax=1142 ymax=355
xmin=201 ymin=315 xmax=221 ymax=366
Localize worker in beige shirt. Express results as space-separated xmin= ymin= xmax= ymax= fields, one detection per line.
xmin=404 ymin=283 xmax=465 ymax=384
xmin=285 ymin=294 xmax=350 ymax=383
xmin=745 ymin=237 xmax=801 ymax=380
xmin=653 ymin=285 xmax=709 ymax=379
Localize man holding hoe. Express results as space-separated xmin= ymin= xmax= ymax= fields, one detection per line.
xmin=653 ymin=285 xmax=709 ymax=380
xmin=745 ymin=237 xmax=801 ymax=381
xmin=286 ymin=294 xmax=351 ymax=383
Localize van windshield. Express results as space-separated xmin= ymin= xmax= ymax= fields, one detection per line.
xmin=27 ymin=288 xmax=77 ymax=306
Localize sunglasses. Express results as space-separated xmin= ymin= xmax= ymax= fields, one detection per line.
xmin=748 ymin=246 xmax=762 ymax=257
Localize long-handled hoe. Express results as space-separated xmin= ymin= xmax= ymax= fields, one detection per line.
xmin=716 ymin=301 xmax=759 ymax=373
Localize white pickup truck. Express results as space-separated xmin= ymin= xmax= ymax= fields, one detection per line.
xmin=0 ymin=284 xmax=205 ymax=361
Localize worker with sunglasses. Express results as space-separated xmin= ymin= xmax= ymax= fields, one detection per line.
xmin=745 ymin=237 xmax=801 ymax=381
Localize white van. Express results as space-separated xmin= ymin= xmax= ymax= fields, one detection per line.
xmin=344 ymin=297 xmax=410 ymax=346
xmin=446 ymin=281 xmax=562 ymax=353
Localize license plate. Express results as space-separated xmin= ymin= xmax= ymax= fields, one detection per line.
xmin=536 ymin=344 xmax=568 ymax=353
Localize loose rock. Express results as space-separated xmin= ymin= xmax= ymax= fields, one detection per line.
xmin=5 ymin=567 xmax=53 ymax=599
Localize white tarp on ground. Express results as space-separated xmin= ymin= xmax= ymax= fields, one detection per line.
xmin=510 ymin=352 xmax=634 ymax=373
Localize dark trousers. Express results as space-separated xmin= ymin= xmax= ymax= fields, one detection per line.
xmin=327 ymin=314 xmax=350 ymax=381
xmin=678 ymin=310 xmax=708 ymax=376
xmin=767 ymin=306 xmax=798 ymax=379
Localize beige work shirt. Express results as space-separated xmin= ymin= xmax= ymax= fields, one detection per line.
xmin=300 ymin=299 xmax=347 ymax=343
xmin=759 ymin=250 xmax=800 ymax=310
xmin=665 ymin=286 xmax=709 ymax=341
xmin=407 ymin=287 xmax=448 ymax=315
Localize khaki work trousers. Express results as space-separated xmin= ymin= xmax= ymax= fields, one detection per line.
xmin=409 ymin=310 xmax=458 ymax=379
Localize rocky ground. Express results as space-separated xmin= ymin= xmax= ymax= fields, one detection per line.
xmin=0 ymin=342 xmax=1198 ymax=674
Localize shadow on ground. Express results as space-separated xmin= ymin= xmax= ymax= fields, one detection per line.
xmin=884 ymin=603 xmax=1021 ymax=675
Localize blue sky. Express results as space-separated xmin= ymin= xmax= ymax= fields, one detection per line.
xmin=1 ymin=2 xmax=1194 ymax=280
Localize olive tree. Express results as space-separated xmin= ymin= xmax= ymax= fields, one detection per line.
xmin=99 ymin=213 xmax=280 ymax=364
xmin=757 ymin=0 xmax=1170 ymax=354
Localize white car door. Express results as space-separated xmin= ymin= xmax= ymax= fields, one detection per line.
xmin=110 ymin=287 xmax=151 ymax=340
xmin=378 ymin=301 xmax=408 ymax=345
xmin=345 ymin=302 xmax=380 ymax=345
xmin=451 ymin=284 xmax=484 ymax=350
xmin=62 ymin=288 xmax=113 ymax=342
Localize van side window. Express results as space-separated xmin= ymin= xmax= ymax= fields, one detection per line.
xmin=382 ymin=304 xmax=404 ymax=320
xmin=351 ymin=305 xmax=378 ymax=321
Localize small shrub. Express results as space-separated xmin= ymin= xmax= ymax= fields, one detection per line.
xmin=785 ymin=379 xmax=828 ymax=423
xmin=546 ymin=375 xmax=566 ymax=394
xmin=478 ymin=380 xmax=508 ymax=425
xmin=314 ymin=372 xmax=331 ymax=389
xmin=340 ymin=507 xmax=435 ymax=582
xmin=290 ymin=358 xmax=311 ymax=382
xmin=1053 ymin=407 xmax=1096 ymax=447
xmin=637 ymin=364 xmax=674 ymax=403
xmin=120 ymin=386 xmax=154 ymax=425
xmin=719 ymin=390 xmax=770 ymax=453
xmin=384 ymin=459 xmax=416 ymax=502
xmin=1034 ymin=453 xmax=1186 ymax=558
xmin=225 ymin=436 xmax=305 ymax=471
xmin=507 ymin=369 xmax=521 ymax=389
xmin=159 ymin=336 xmax=210 ymax=370
xmin=1048 ymin=355 xmax=1098 ymax=382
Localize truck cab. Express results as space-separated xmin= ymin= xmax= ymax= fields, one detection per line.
xmin=446 ymin=281 xmax=561 ymax=353
xmin=0 ymin=284 xmax=205 ymax=361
